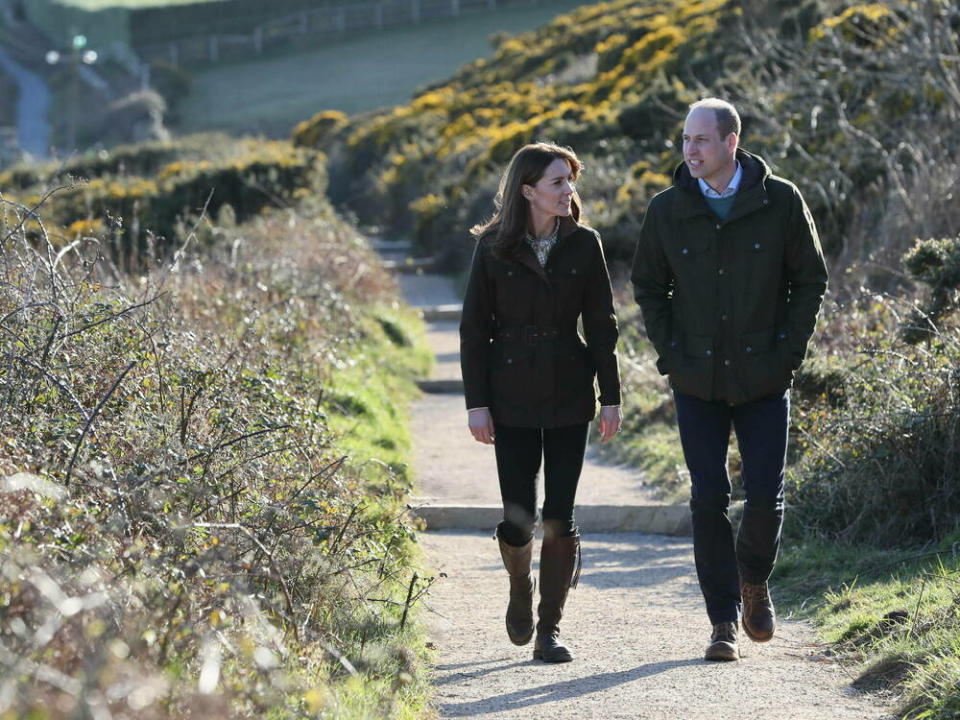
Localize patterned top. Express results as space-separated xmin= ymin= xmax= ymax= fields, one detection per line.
xmin=525 ymin=218 xmax=560 ymax=267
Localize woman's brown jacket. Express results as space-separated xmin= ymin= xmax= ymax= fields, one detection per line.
xmin=459 ymin=216 xmax=621 ymax=428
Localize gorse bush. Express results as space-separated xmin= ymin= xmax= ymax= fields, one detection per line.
xmin=1 ymin=134 xmax=326 ymax=263
xmin=294 ymin=0 xmax=959 ymax=281
xmin=295 ymin=0 xmax=741 ymax=265
xmin=0 ymin=187 xmax=431 ymax=717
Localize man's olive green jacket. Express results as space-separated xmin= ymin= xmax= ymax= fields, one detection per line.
xmin=631 ymin=149 xmax=828 ymax=405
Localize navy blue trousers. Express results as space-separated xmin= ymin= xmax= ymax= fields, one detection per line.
xmin=674 ymin=390 xmax=789 ymax=625
xmin=493 ymin=423 xmax=588 ymax=546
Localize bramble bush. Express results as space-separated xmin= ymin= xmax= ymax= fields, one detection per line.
xmin=0 ymin=184 xmax=432 ymax=718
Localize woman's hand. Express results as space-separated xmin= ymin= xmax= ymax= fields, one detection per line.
xmin=468 ymin=407 xmax=495 ymax=445
xmin=598 ymin=405 xmax=622 ymax=443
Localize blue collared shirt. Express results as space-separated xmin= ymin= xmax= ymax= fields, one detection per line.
xmin=698 ymin=161 xmax=742 ymax=199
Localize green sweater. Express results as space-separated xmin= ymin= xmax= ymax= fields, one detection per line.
xmin=705 ymin=194 xmax=736 ymax=219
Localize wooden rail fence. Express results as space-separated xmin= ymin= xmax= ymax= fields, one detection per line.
xmin=139 ymin=0 xmax=546 ymax=66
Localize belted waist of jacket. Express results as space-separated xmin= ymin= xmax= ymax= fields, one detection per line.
xmin=495 ymin=325 xmax=581 ymax=346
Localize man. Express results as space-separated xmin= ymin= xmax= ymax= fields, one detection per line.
xmin=631 ymin=98 xmax=827 ymax=661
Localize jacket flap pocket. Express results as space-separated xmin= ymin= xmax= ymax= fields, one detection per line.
xmin=740 ymin=328 xmax=776 ymax=354
xmin=682 ymin=333 xmax=715 ymax=357
xmin=676 ymin=239 xmax=710 ymax=257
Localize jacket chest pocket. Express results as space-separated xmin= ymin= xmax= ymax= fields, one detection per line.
xmin=668 ymin=238 xmax=711 ymax=265
xmin=494 ymin=265 xmax=535 ymax=306
xmin=550 ymin=264 xmax=585 ymax=294
xmin=737 ymin=238 xmax=782 ymax=272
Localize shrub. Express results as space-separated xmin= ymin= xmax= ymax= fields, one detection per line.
xmin=0 ymin=186 xmax=431 ymax=717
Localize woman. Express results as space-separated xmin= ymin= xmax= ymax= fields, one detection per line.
xmin=459 ymin=142 xmax=622 ymax=663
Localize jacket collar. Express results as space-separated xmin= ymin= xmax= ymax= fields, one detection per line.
xmin=672 ymin=148 xmax=772 ymax=222
xmin=510 ymin=215 xmax=583 ymax=281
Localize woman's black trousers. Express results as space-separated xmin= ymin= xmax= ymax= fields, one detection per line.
xmin=493 ymin=422 xmax=589 ymax=546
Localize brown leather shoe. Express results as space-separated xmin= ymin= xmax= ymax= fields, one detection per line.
xmin=741 ymin=581 xmax=776 ymax=642
xmin=704 ymin=621 xmax=740 ymax=661
xmin=497 ymin=534 xmax=535 ymax=646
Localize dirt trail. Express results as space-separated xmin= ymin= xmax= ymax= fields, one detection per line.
xmin=398 ymin=271 xmax=892 ymax=720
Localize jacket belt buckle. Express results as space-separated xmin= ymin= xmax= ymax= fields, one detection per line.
xmin=523 ymin=326 xmax=556 ymax=344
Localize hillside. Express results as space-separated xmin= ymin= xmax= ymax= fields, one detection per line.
xmin=295 ymin=0 xmax=960 ymax=281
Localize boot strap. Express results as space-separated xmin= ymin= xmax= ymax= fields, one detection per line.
xmin=571 ymin=539 xmax=582 ymax=589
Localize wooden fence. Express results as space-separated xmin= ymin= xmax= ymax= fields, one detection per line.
xmin=139 ymin=0 xmax=546 ymax=66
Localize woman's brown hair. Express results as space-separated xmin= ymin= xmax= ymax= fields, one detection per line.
xmin=471 ymin=141 xmax=582 ymax=257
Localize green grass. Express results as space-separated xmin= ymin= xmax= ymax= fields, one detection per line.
xmin=775 ymin=539 xmax=960 ymax=719
xmin=324 ymin=304 xmax=432 ymax=492
xmin=178 ymin=1 xmax=590 ymax=136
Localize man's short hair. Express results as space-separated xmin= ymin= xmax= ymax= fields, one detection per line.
xmin=689 ymin=98 xmax=741 ymax=140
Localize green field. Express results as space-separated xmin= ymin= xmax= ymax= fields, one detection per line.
xmin=178 ymin=1 xmax=588 ymax=136
xmin=56 ymin=0 xmax=223 ymax=7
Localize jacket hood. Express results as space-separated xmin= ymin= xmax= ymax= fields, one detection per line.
xmin=672 ymin=148 xmax=772 ymax=194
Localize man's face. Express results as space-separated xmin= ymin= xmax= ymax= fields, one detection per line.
xmin=682 ymin=107 xmax=737 ymax=189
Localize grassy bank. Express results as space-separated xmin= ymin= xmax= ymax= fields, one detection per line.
xmin=0 ymin=177 xmax=434 ymax=717
xmin=776 ymin=539 xmax=960 ymax=720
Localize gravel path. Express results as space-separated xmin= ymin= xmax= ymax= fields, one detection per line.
xmin=422 ymin=531 xmax=891 ymax=720
xmin=398 ymin=271 xmax=892 ymax=719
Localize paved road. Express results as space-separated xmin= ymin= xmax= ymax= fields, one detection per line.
xmin=0 ymin=46 xmax=50 ymax=159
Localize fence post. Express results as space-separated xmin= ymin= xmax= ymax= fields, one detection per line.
xmin=452 ymin=0 xmax=460 ymax=15
xmin=411 ymin=0 xmax=420 ymax=22
xmin=488 ymin=0 xmax=496 ymax=8
xmin=253 ymin=26 xmax=263 ymax=54
xmin=375 ymin=2 xmax=383 ymax=28
xmin=168 ymin=41 xmax=178 ymax=66
xmin=336 ymin=6 xmax=346 ymax=32
xmin=300 ymin=11 xmax=309 ymax=33
xmin=208 ymin=34 xmax=219 ymax=62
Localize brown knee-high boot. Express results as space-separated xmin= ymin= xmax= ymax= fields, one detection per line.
xmin=533 ymin=532 xmax=581 ymax=663
xmin=497 ymin=533 xmax=535 ymax=646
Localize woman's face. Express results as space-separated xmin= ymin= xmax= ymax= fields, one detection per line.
xmin=523 ymin=158 xmax=575 ymax=221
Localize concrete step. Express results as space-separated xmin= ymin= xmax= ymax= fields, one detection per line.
xmin=416 ymin=378 xmax=464 ymax=394
xmin=408 ymin=502 xmax=692 ymax=536
xmin=371 ymin=239 xmax=413 ymax=252
xmin=421 ymin=304 xmax=461 ymax=322
xmin=382 ymin=256 xmax=437 ymax=273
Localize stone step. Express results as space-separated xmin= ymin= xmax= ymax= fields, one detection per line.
xmin=381 ymin=256 xmax=437 ymax=273
xmin=371 ymin=239 xmax=413 ymax=252
xmin=408 ymin=502 xmax=692 ymax=536
xmin=421 ymin=304 xmax=462 ymax=322
xmin=416 ymin=378 xmax=464 ymax=394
